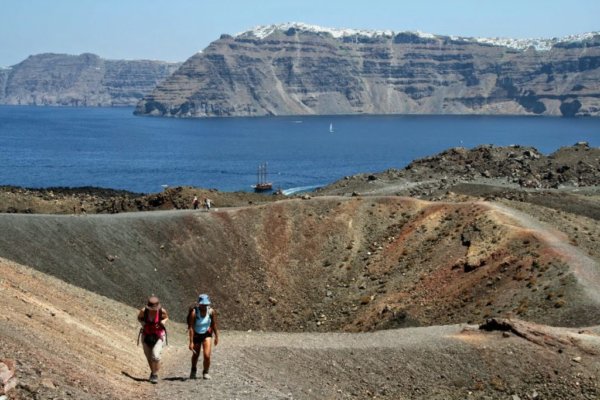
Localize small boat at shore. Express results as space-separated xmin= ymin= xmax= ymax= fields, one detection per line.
xmin=253 ymin=162 xmax=273 ymax=192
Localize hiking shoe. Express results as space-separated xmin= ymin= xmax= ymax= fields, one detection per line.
xmin=202 ymin=372 xmax=211 ymax=380
xmin=189 ymin=369 xmax=197 ymax=379
xmin=149 ymin=374 xmax=158 ymax=384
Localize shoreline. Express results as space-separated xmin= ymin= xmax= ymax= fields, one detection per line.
xmin=2 ymin=142 xmax=600 ymax=215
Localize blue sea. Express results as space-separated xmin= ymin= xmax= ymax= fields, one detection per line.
xmin=0 ymin=106 xmax=599 ymax=194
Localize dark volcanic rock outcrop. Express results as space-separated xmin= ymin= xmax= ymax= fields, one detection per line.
xmin=0 ymin=53 xmax=181 ymax=106
xmin=135 ymin=23 xmax=600 ymax=118
xmin=403 ymin=142 xmax=600 ymax=188
xmin=319 ymin=142 xmax=600 ymax=196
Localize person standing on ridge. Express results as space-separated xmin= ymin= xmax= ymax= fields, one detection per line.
xmin=188 ymin=294 xmax=219 ymax=379
xmin=192 ymin=195 xmax=199 ymax=210
xmin=204 ymin=197 xmax=212 ymax=211
xmin=137 ymin=296 xmax=169 ymax=384
xmin=204 ymin=198 xmax=212 ymax=211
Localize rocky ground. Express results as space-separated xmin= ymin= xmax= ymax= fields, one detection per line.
xmin=2 ymin=142 xmax=600 ymax=399
xmin=1 ymin=196 xmax=599 ymax=330
xmin=3 ymin=258 xmax=600 ymax=400
xmin=317 ymin=142 xmax=600 ymax=196
xmin=0 ymin=259 xmax=147 ymax=400
xmin=0 ymin=185 xmax=283 ymax=215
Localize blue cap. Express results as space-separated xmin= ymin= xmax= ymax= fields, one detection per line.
xmin=198 ymin=294 xmax=211 ymax=305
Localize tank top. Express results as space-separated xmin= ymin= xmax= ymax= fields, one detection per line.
xmin=194 ymin=307 xmax=212 ymax=334
xmin=143 ymin=308 xmax=165 ymax=337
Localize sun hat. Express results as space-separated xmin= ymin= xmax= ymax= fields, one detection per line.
xmin=198 ymin=294 xmax=211 ymax=305
xmin=146 ymin=296 xmax=160 ymax=310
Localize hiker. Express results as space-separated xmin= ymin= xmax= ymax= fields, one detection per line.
xmin=188 ymin=294 xmax=219 ymax=380
xmin=192 ymin=195 xmax=199 ymax=210
xmin=137 ymin=296 xmax=169 ymax=384
xmin=204 ymin=198 xmax=212 ymax=211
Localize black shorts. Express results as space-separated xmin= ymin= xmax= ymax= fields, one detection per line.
xmin=193 ymin=332 xmax=212 ymax=345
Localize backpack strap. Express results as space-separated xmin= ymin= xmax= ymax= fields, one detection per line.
xmin=187 ymin=304 xmax=196 ymax=328
xmin=160 ymin=308 xmax=168 ymax=346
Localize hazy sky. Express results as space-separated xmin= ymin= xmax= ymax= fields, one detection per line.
xmin=1 ymin=0 xmax=599 ymax=67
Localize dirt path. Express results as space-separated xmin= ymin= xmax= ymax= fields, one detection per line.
xmin=151 ymin=325 xmax=465 ymax=400
xmin=141 ymin=323 xmax=600 ymax=400
xmin=484 ymin=201 xmax=600 ymax=304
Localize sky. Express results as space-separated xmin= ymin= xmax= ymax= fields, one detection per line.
xmin=1 ymin=0 xmax=599 ymax=67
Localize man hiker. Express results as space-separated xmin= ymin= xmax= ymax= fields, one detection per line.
xmin=192 ymin=195 xmax=199 ymax=210
xmin=188 ymin=294 xmax=219 ymax=379
xmin=137 ymin=296 xmax=169 ymax=384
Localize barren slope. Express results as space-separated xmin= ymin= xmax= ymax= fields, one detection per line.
xmin=3 ymin=195 xmax=600 ymax=399
xmin=1 ymin=196 xmax=599 ymax=331
xmin=3 ymin=258 xmax=600 ymax=399
xmin=0 ymin=258 xmax=149 ymax=399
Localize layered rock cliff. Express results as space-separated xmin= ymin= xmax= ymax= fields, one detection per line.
xmin=0 ymin=68 xmax=9 ymax=99
xmin=135 ymin=23 xmax=600 ymax=117
xmin=0 ymin=53 xmax=180 ymax=106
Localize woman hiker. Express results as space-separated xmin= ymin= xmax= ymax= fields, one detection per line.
xmin=188 ymin=294 xmax=219 ymax=379
xmin=137 ymin=296 xmax=169 ymax=384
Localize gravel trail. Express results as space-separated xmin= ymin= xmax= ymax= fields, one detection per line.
xmin=152 ymin=326 xmax=466 ymax=400
xmin=485 ymin=201 xmax=600 ymax=304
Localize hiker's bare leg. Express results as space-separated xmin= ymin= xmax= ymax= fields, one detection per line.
xmin=202 ymin=338 xmax=212 ymax=373
xmin=151 ymin=360 xmax=160 ymax=374
xmin=143 ymin=343 xmax=153 ymax=372
xmin=191 ymin=343 xmax=201 ymax=369
xmin=149 ymin=338 xmax=163 ymax=375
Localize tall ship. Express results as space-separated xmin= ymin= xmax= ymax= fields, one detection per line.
xmin=253 ymin=162 xmax=273 ymax=192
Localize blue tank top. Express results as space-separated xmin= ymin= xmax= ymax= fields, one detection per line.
xmin=194 ymin=307 xmax=211 ymax=334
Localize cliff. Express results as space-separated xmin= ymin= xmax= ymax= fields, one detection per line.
xmin=135 ymin=23 xmax=600 ymax=117
xmin=0 ymin=53 xmax=180 ymax=107
xmin=0 ymin=68 xmax=9 ymax=99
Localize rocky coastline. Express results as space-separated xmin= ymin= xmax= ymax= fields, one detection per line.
xmin=3 ymin=142 xmax=598 ymax=216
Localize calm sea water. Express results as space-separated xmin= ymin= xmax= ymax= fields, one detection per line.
xmin=0 ymin=106 xmax=599 ymax=194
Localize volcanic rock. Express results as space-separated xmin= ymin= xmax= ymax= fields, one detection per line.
xmin=0 ymin=53 xmax=180 ymax=107
xmin=0 ymin=359 xmax=17 ymax=395
xmin=136 ymin=23 xmax=600 ymax=118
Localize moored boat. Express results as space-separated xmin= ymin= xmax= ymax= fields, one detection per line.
xmin=253 ymin=162 xmax=273 ymax=192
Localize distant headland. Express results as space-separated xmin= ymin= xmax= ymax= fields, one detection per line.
xmin=0 ymin=53 xmax=180 ymax=107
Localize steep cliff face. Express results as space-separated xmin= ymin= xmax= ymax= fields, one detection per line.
xmin=0 ymin=53 xmax=180 ymax=106
xmin=0 ymin=68 xmax=9 ymax=99
xmin=135 ymin=24 xmax=600 ymax=117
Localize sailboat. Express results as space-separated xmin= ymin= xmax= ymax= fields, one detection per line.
xmin=329 ymin=123 xmax=334 ymax=133
xmin=253 ymin=162 xmax=273 ymax=192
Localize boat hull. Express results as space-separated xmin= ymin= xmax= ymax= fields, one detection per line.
xmin=253 ymin=183 xmax=273 ymax=192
